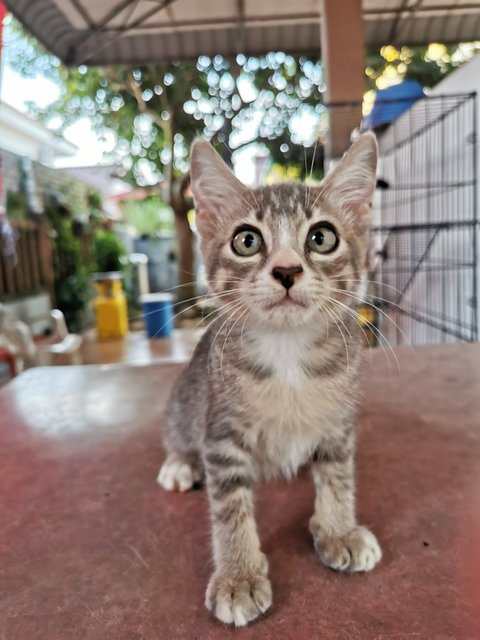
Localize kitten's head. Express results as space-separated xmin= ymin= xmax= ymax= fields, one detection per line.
xmin=190 ymin=134 xmax=377 ymax=329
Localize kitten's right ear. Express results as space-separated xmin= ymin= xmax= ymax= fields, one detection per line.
xmin=189 ymin=140 xmax=250 ymax=235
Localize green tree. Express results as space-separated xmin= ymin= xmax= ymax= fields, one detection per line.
xmin=4 ymin=18 xmax=325 ymax=303
xmin=6 ymin=16 xmax=475 ymax=304
xmin=365 ymin=42 xmax=480 ymax=91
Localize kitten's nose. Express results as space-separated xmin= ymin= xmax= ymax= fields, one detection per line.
xmin=271 ymin=265 xmax=303 ymax=290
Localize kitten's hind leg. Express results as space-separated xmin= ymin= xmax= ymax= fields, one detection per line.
xmin=157 ymin=451 xmax=204 ymax=492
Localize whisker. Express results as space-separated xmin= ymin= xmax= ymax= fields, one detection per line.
xmin=327 ymin=280 xmax=421 ymax=352
xmin=128 ymin=288 xmax=246 ymax=323
xmin=318 ymin=297 xmax=373 ymax=367
xmin=240 ymin=309 xmax=250 ymax=347
xmin=326 ymin=296 xmax=400 ymax=372
xmin=147 ymin=291 xmax=244 ymax=339
xmin=309 ymin=139 xmax=318 ymax=182
xmin=327 ymin=287 xmax=414 ymax=351
xmin=207 ymin=300 xmax=245 ymax=377
xmin=201 ymin=300 xmax=245 ymax=345
xmin=191 ymin=300 xmax=232 ymax=330
xmin=318 ymin=293 xmax=353 ymax=339
xmin=357 ymin=315 xmax=399 ymax=372
xmin=306 ymin=138 xmax=318 ymax=210
xmin=320 ymin=303 xmax=351 ymax=373
xmin=231 ymin=183 xmax=260 ymax=213
xmin=330 ymin=276 xmax=406 ymax=299
xmin=221 ymin=139 xmax=259 ymax=209
xmin=149 ymin=298 xmax=207 ymax=339
xmin=219 ymin=306 xmax=248 ymax=384
xmin=303 ymin=145 xmax=308 ymax=210
xmin=309 ymin=185 xmax=324 ymax=211
xmin=207 ymin=303 xmax=244 ymax=377
xmin=321 ymin=296 xmax=391 ymax=371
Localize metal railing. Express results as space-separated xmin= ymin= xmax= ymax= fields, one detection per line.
xmin=329 ymin=93 xmax=478 ymax=346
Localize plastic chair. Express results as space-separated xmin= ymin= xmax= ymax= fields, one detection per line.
xmin=47 ymin=309 xmax=83 ymax=364
xmin=0 ymin=304 xmax=83 ymax=369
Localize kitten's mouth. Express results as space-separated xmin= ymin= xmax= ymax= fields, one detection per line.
xmin=265 ymin=294 xmax=308 ymax=310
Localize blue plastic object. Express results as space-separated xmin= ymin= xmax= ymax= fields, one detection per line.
xmin=364 ymin=80 xmax=425 ymax=129
xmin=140 ymin=293 xmax=174 ymax=338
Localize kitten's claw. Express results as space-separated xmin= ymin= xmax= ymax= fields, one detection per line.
xmin=312 ymin=525 xmax=382 ymax=573
xmin=206 ymin=571 xmax=272 ymax=626
xmin=157 ymin=453 xmax=202 ymax=492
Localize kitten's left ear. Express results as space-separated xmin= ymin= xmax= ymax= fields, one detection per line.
xmin=319 ymin=132 xmax=377 ymax=229
xmin=189 ymin=140 xmax=251 ymax=236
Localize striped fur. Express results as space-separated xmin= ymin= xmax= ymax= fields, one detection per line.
xmin=158 ymin=133 xmax=382 ymax=626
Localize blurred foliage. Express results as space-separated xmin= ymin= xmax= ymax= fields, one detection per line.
xmin=42 ymin=186 xmax=121 ymax=330
xmin=121 ymin=196 xmax=174 ymax=236
xmin=365 ymin=42 xmax=480 ymax=92
xmin=45 ymin=198 xmax=91 ymax=332
xmin=268 ymin=137 xmax=325 ymax=181
xmin=4 ymin=16 xmax=326 ymax=189
xmin=87 ymin=190 xmax=103 ymax=213
xmin=92 ymin=229 xmax=126 ymax=273
xmin=4 ymin=15 xmax=327 ymax=302
xmin=5 ymin=16 xmax=478 ymax=186
xmin=6 ymin=191 xmax=29 ymax=220
xmin=5 ymin=14 xmax=479 ymax=306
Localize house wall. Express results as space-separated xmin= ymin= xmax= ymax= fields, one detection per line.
xmin=0 ymin=121 xmax=55 ymax=165
xmin=0 ymin=102 xmax=76 ymax=166
xmin=1 ymin=148 xmax=96 ymax=215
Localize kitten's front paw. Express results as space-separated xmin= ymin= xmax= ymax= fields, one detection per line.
xmin=157 ymin=452 xmax=202 ymax=492
xmin=206 ymin=571 xmax=272 ymax=626
xmin=312 ymin=525 xmax=382 ymax=573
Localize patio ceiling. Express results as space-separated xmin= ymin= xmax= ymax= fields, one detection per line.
xmin=5 ymin=0 xmax=480 ymax=67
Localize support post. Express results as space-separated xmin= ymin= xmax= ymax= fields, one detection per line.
xmin=321 ymin=0 xmax=365 ymax=162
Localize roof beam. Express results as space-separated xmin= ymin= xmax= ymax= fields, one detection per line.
xmin=236 ymin=0 xmax=246 ymax=53
xmin=93 ymin=5 xmax=480 ymax=37
xmin=68 ymin=0 xmax=96 ymax=28
xmin=70 ymin=0 xmax=178 ymax=64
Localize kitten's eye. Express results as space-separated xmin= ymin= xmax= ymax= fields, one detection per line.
xmin=231 ymin=227 xmax=263 ymax=257
xmin=306 ymin=223 xmax=339 ymax=254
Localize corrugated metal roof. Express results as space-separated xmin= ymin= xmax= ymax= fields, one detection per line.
xmin=5 ymin=0 xmax=480 ymax=67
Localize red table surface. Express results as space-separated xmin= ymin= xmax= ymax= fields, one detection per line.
xmin=0 ymin=343 xmax=479 ymax=640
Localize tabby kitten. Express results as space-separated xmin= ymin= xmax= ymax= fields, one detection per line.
xmin=158 ymin=133 xmax=382 ymax=626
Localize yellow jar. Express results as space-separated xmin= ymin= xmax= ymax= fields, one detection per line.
xmin=92 ymin=272 xmax=128 ymax=339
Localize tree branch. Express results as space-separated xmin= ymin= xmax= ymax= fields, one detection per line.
xmin=124 ymin=70 xmax=177 ymax=203
xmin=126 ymin=72 xmax=167 ymax=133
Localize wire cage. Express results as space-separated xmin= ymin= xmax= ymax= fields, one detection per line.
xmin=329 ymin=93 xmax=478 ymax=347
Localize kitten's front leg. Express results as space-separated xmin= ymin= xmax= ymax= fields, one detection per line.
xmin=204 ymin=433 xmax=271 ymax=626
xmin=309 ymin=435 xmax=382 ymax=573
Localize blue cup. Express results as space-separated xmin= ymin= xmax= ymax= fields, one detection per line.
xmin=140 ymin=293 xmax=174 ymax=338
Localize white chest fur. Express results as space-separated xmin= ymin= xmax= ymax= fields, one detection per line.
xmin=252 ymin=329 xmax=312 ymax=387
xmin=241 ymin=329 xmax=348 ymax=478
